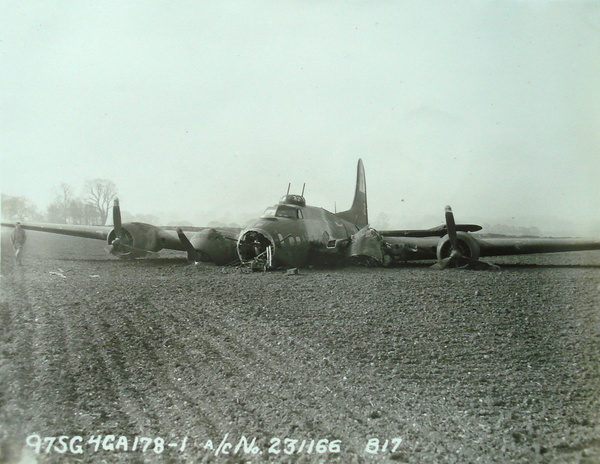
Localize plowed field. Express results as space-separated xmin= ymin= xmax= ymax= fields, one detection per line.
xmin=1 ymin=230 xmax=599 ymax=463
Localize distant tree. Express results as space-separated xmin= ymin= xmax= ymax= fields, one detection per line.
xmin=84 ymin=202 xmax=102 ymax=225
xmin=66 ymin=198 xmax=84 ymax=224
xmin=1 ymin=194 xmax=42 ymax=221
xmin=68 ymin=198 xmax=102 ymax=225
xmin=46 ymin=183 xmax=74 ymax=223
xmin=46 ymin=202 xmax=65 ymax=223
xmin=84 ymin=179 xmax=118 ymax=226
xmin=46 ymin=182 xmax=110 ymax=225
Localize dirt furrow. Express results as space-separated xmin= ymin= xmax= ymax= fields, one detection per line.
xmin=105 ymin=294 xmax=338 ymax=444
xmin=0 ymin=265 xmax=39 ymax=462
xmin=129 ymin=285 xmax=489 ymax=457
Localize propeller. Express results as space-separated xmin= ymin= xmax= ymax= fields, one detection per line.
xmin=437 ymin=205 xmax=462 ymax=268
xmin=108 ymin=198 xmax=129 ymax=254
xmin=107 ymin=198 xmax=152 ymax=256
xmin=176 ymin=228 xmax=204 ymax=263
xmin=435 ymin=206 xmax=500 ymax=271
xmin=104 ymin=199 xmax=163 ymax=258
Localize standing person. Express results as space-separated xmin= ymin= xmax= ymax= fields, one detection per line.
xmin=11 ymin=222 xmax=26 ymax=265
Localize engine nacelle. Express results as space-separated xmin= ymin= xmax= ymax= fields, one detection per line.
xmin=106 ymin=222 xmax=166 ymax=258
xmin=436 ymin=232 xmax=481 ymax=265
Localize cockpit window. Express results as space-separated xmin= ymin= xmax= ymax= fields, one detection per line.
xmin=261 ymin=205 xmax=302 ymax=219
xmin=275 ymin=205 xmax=297 ymax=219
xmin=262 ymin=207 xmax=277 ymax=218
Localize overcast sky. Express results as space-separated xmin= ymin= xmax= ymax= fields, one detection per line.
xmin=1 ymin=1 xmax=599 ymax=236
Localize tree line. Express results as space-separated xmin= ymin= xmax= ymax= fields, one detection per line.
xmin=1 ymin=179 xmax=117 ymax=226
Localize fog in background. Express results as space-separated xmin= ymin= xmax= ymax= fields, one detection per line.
xmin=1 ymin=1 xmax=599 ymax=237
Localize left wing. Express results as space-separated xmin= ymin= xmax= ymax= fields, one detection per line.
xmin=381 ymin=233 xmax=600 ymax=268
xmin=380 ymin=223 xmax=482 ymax=237
xmin=352 ymin=206 xmax=600 ymax=269
xmin=477 ymin=237 xmax=600 ymax=257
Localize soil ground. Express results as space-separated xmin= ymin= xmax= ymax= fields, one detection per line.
xmin=1 ymin=229 xmax=599 ymax=463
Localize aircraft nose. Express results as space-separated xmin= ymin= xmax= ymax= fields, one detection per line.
xmin=237 ymin=228 xmax=275 ymax=268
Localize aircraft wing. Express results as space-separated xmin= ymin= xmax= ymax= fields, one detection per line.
xmin=380 ymin=223 xmax=482 ymax=237
xmin=2 ymin=218 xmax=243 ymax=263
xmin=1 ymin=220 xmax=186 ymax=251
xmin=378 ymin=233 xmax=600 ymax=269
xmin=374 ymin=206 xmax=600 ymax=269
xmin=476 ymin=237 xmax=600 ymax=257
xmin=1 ymin=222 xmax=111 ymax=241
xmin=380 ymin=234 xmax=600 ymax=258
xmin=3 ymin=199 xmax=243 ymax=263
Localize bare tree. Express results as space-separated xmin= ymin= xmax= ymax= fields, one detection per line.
xmin=46 ymin=183 xmax=105 ymax=224
xmin=84 ymin=179 xmax=118 ymax=226
xmin=66 ymin=198 xmax=100 ymax=225
xmin=86 ymin=201 xmax=101 ymax=225
xmin=46 ymin=183 xmax=74 ymax=223
xmin=1 ymin=194 xmax=42 ymax=221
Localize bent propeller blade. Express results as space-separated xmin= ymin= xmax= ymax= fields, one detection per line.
xmin=113 ymin=198 xmax=122 ymax=238
xmin=177 ymin=228 xmax=201 ymax=262
xmin=445 ymin=205 xmax=458 ymax=250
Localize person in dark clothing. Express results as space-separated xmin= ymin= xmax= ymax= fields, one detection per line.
xmin=11 ymin=222 xmax=26 ymax=265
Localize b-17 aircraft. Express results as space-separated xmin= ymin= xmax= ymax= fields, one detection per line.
xmin=3 ymin=159 xmax=600 ymax=270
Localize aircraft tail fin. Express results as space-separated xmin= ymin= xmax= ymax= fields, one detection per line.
xmin=336 ymin=159 xmax=368 ymax=228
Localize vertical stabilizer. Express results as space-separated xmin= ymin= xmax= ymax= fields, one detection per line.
xmin=335 ymin=159 xmax=368 ymax=228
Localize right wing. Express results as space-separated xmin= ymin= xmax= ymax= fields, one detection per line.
xmin=1 ymin=219 xmax=240 ymax=264
xmin=2 ymin=199 xmax=240 ymax=264
xmin=1 ymin=198 xmax=241 ymax=263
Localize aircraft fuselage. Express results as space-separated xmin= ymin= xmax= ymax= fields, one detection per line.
xmin=237 ymin=196 xmax=360 ymax=268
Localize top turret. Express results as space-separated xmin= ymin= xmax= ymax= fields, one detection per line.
xmin=279 ymin=194 xmax=306 ymax=207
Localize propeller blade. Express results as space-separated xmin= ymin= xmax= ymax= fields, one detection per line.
xmin=106 ymin=244 xmax=158 ymax=258
xmin=445 ymin=205 xmax=458 ymax=250
xmin=431 ymin=258 xmax=450 ymax=270
xmin=177 ymin=228 xmax=202 ymax=262
xmin=433 ymin=255 xmax=500 ymax=271
xmin=113 ymin=198 xmax=122 ymax=238
xmin=458 ymin=256 xmax=501 ymax=271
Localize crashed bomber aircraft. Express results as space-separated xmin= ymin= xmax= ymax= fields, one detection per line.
xmin=3 ymin=160 xmax=600 ymax=270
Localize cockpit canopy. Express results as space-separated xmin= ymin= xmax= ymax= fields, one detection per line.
xmin=262 ymin=205 xmax=303 ymax=219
